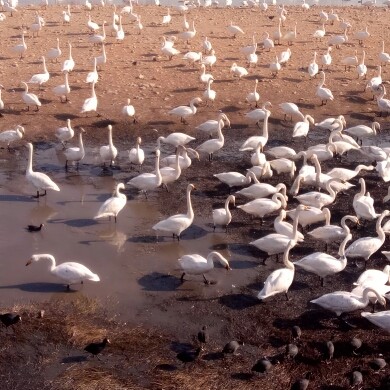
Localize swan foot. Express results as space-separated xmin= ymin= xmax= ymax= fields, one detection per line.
xmin=338 ymin=316 xmax=356 ymax=329
xmin=66 ymin=284 xmax=70 ymax=291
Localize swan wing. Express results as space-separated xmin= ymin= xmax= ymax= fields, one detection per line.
xmin=258 ymin=268 xmax=294 ymax=298
xmin=54 ymin=262 xmax=100 ymax=282
xmin=178 ymin=254 xmax=209 ymax=273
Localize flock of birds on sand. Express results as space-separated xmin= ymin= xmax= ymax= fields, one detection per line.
xmin=2 ymin=0 xmax=390 ymax=382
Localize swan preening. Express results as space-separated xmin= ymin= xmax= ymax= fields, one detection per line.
xmin=26 ymin=254 xmax=100 ymax=290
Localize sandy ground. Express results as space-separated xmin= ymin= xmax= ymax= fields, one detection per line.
xmin=2 ymin=2 xmax=390 ymax=389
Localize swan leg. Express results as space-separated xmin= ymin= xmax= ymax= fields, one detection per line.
xmin=285 ymin=292 xmax=290 ymax=301
xmin=371 ymin=301 xmax=377 ymax=313
xmin=213 ymin=225 xmax=216 ymax=232
xmin=180 ymin=272 xmax=186 ymax=282
xmin=203 ymin=274 xmax=211 ymax=285
xmin=320 ymin=277 xmax=324 ymax=287
xmin=66 ymin=284 xmax=70 ymax=291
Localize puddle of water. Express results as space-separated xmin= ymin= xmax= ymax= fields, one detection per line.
xmin=0 ymin=145 xmax=258 ymax=326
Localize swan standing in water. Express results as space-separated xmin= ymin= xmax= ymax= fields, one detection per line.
xmin=100 ymin=124 xmax=117 ymax=168
xmin=152 ymin=183 xmax=195 ymax=240
xmin=178 ymin=251 xmax=231 ymax=284
xmin=128 ymin=136 xmax=144 ymax=169
xmin=168 ymin=97 xmax=202 ymax=124
xmin=294 ymin=233 xmax=352 ymax=286
xmin=345 ymin=210 xmax=390 ymax=266
xmin=257 ymin=240 xmax=296 ymax=301
xmin=26 ymin=254 xmax=100 ymax=290
xmin=0 ymin=125 xmax=25 ymax=150
xmin=64 ymin=128 xmax=85 ymax=170
xmin=25 ymin=143 xmax=60 ymax=198
xmin=94 ymin=182 xmax=127 ymax=223
xmin=212 ymin=194 xmax=235 ymax=232
xmin=127 ymin=149 xmax=162 ymax=198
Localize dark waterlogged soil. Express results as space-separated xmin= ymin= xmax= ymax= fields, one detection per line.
xmin=1 ymin=2 xmax=390 ymax=389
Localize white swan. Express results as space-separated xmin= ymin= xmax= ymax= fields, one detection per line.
xmin=308 ymin=214 xmax=359 ymax=247
xmin=94 ymin=182 xmax=127 ymax=223
xmin=239 ymin=109 xmax=270 ymax=151
xmin=61 ymin=42 xmax=75 ymax=73
xmin=212 ymin=194 xmax=235 ymax=232
xmin=341 ymin=50 xmax=358 ymax=71
xmin=21 ymin=82 xmax=41 ymax=111
xmin=270 ymin=56 xmax=281 ymax=77
xmin=116 ymin=15 xmax=124 ymax=42
xmin=313 ymin=24 xmax=325 ymax=41
xmin=274 ymin=209 xmax=304 ymax=242
xmin=366 ymin=66 xmax=382 ymax=98
xmin=238 ymin=192 xmax=287 ymax=219
xmin=87 ymin=13 xmax=99 ymax=32
xmin=266 ymin=146 xmax=296 ymax=160
xmin=326 ymin=164 xmax=374 ymax=181
xmin=0 ymin=125 xmax=25 ymax=150
xmin=168 ymin=97 xmax=202 ymax=123
xmin=295 ymin=178 xmax=339 ymax=209
xmin=361 ymin=311 xmax=390 ymax=332
xmin=287 ymin=206 xmax=329 ymax=229
xmin=195 ymin=112 xmax=230 ymax=137
xmin=214 ymin=171 xmax=252 ymax=189
xmin=311 ymin=287 xmax=385 ymax=318
xmin=230 ymin=63 xmax=248 ymax=79
xmin=269 ymin=158 xmax=295 ymax=178
xmin=95 ymin=43 xmax=107 ymax=68
xmin=250 ymin=142 xmax=266 ymax=166
xmin=157 ymin=133 xmax=195 ymax=149
xmin=199 ymin=63 xmax=213 ymax=85
xmin=203 ymin=78 xmax=216 ymax=106
xmin=292 ymin=115 xmax=315 ymax=140
xmin=25 ymin=142 xmax=60 ymax=198
xmin=128 ymin=137 xmax=144 ymax=168
xmin=127 ymin=150 xmax=162 ymax=198
xmin=354 ymin=26 xmax=370 ymax=46
xmin=161 ymin=147 xmax=198 ymax=170
xmin=11 ymin=34 xmax=27 ymax=59
xmin=122 ymin=98 xmax=136 ymax=123
xmin=279 ymin=102 xmax=304 ymax=121
xmin=52 ymin=71 xmax=70 ymax=103
xmin=282 ymin=22 xmax=297 ymax=45
xmin=28 ymin=56 xmax=49 ymax=90
xmin=308 ymin=51 xmax=319 ymax=78
xmin=345 ymin=210 xmax=390 ymax=264
xmin=178 ymin=251 xmax=231 ymax=284
xmin=178 ymin=20 xmax=196 ymax=44
xmin=64 ymin=129 xmax=85 ymax=169
xmin=47 ymin=37 xmax=61 ymax=62
xmin=245 ymin=101 xmax=272 ymax=128
xmin=227 ymin=21 xmax=244 ymax=38
xmin=278 ymin=48 xmax=292 ymax=65
xmin=354 ymin=265 xmax=390 ymax=287
xmin=86 ymin=57 xmax=98 ymax=84
xmin=376 ymin=85 xmax=390 ymax=116
xmin=236 ymin=180 xmax=287 ymax=200
xmin=55 ymin=119 xmax=74 ymax=148
xmin=315 ymin=114 xmax=345 ymax=131
xmin=246 ymin=79 xmax=260 ymax=107
xmin=344 ymin=122 xmax=380 ymax=143
xmin=316 ymin=71 xmax=334 ymax=105
xmin=152 ymin=183 xmax=195 ymax=240
xmin=353 ymin=178 xmax=380 ymax=221
xmin=328 ymin=28 xmax=348 ymax=49
xmin=357 ymin=50 xmax=367 ymax=79
xmin=161 ymin=8 xmax=171 ymax=25
xmin=379 ymin=40 xmax=390 ymax=66
xmin=321 ymin=46 xmax=332 ymax=70
xmin=196 ymin=118 xmax=224 ymax=161
xmin=100 ymin=124 xmax=117 ymax=167
xmin=26 ymin=254 xmax=100 ymax=290
xmin=257 ymin=240 xmax=296 ymax=301
xmin=81 ymin=81 xmax=98 ymax=115
xmin=158 ymin=147 xmax=182 ymax=189
xmin=295 ymin=233 xmax=352 ymax=286
xmin=89 ymin=20 xmax=106 ymax=45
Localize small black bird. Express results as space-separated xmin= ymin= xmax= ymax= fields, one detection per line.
xmin=197 ymin=325 xmax=209 ymax=346
xmin=176 ymin=347 xmax=201 ymax=364
xmin=0 ymin=313 xmax=21 ymax=328
xmin=222 ymin=340 xmax=243 ymax=355
xmin=252 ymin=358 xmax=272 ymax=374
xmin=26 ymin=223 xmax=44 ymax=232
xmin=291 ymin=325 xmax=302 ymax=341
xmin=350 ymin=371 xmax=363 ymax=388
xmin=84 ymin=338 xmax=110 ymax=360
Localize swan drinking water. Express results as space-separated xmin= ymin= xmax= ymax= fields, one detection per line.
xmin=26 ymin=254 xmax=100 ymax=290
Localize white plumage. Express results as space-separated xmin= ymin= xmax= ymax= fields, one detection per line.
xmin=95 ymin=183 xmax=127 ymax=222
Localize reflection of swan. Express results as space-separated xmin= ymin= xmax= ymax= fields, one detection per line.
xmin=26 ymin=143 xmax=60 ymax=198
xmin=152 ymin=183 xmax=195 ymax=240
xmin=294 ymin=233 xmax=352 ymax=286
xmin=98 ymin=228 xmax=127 ymax=253
xmin=26 ymin=254 xmax=100 ymax=290
xmin=311 ymin=287 xmax=385 ymax=317
xmin=94 ymin=183 xmax=127 ymax=223
xmin=212 ymin=194 xmax=235 ymax=232
xmin=257 ymin=240 xmax=295 ymax=301
xmin=178 ymin=251 xmax=231 ymax=284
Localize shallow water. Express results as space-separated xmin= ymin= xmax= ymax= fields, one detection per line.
xmin=0 ymin=144 xmax=259 ymax=327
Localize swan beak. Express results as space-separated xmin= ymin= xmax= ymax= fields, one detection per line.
xmin=26 ymin=260 xmax=32 ymax=266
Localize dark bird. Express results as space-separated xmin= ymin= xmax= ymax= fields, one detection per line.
xmin=292 ymin=378 xmax=309 ymax=390
xmin=197 ymin=325 xmax=209 ymax=346
xmin=286 ymin=343 xmax=299 ymax=359
xmin=370 ymin=357 xmax=386 ymax=371
xmin=176 ymin=347 xmax=201 ymax=364
xmin=350 ymin=371 xmax=363 ymax=388
xmin=268 ymin=15 xmax=275 ymax=20
xmin=252 ymin=358 xmax=272 ymax=374
xmin=0 ymin=313 xmax=21 ymax=328
xmin=291 ymin=325 xmax=302 ymax=341
xmin=26 ymin=223 xmax=44 ymax=232
xmin=84 ymin=338 xmax=110 ymax=360
xmin=222 ymin=340 xmax=243 ymax=355
xmin=350 ymin=337 xmax=362 ymax=355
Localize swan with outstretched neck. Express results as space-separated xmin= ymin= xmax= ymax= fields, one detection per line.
xmin=26 ymin=254 xmax=100 ymax=290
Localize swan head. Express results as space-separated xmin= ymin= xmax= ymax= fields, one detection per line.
xmin=26 ymin=253 xmax=52 ymax=266
xmin=209 ymin=251 xmax=231 ymax=270
xmin=16 ymin=125 xmax=25 ymax=134
xmin=117 ymin=182 xmax=125 ymax=191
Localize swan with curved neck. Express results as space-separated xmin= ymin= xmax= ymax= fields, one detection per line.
xmin=345 ymin=210 xmax=390 ymax=265
xmin=196 ymin=118 xmax=224 ymax=161
xmin=257 ymin=240 xmax=296 ymax=301
xmin=326 ymin=164 xmax=374 ymax=181
xmin=295 ymin=233 xmax=352 ymax=286
xmin=152 ymin=184 xmax=195 ymax=240
xmin=353 ymin=177 xmax=379 ymax=221
xmin=212 ymin=194 xmax=235 ymax=232
xmin=238 ymin=192 xmax=287 ymax=219
xmin=236 ymin=180 xmax=287 ymax=200
xmin=168 ymin=97 xmax=202 ymax=123
xmin=127 ymin=149 xmax=162 ymax=198
xmin=26 ymin=254 xmax=100 ymax=290
xmin=274 ymin=209 xmax=304 ymax=242
xmin=295 ymin=178 xmax=340 ymax=209
xmin=94 ymin=182 xmax=127 ymax=223
xmin=178 ymin=251 xmax=231 ymax=284
xmin=25 ymin=142 xmax=60 ymax=198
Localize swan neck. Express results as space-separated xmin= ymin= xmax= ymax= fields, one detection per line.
xmin=186 ymin=186 xmax=194 ymax=219
xmin=283 ymin=244 xmax=294 ymax=270
xmin=27 ymin=144 xmax=33 ymax=173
